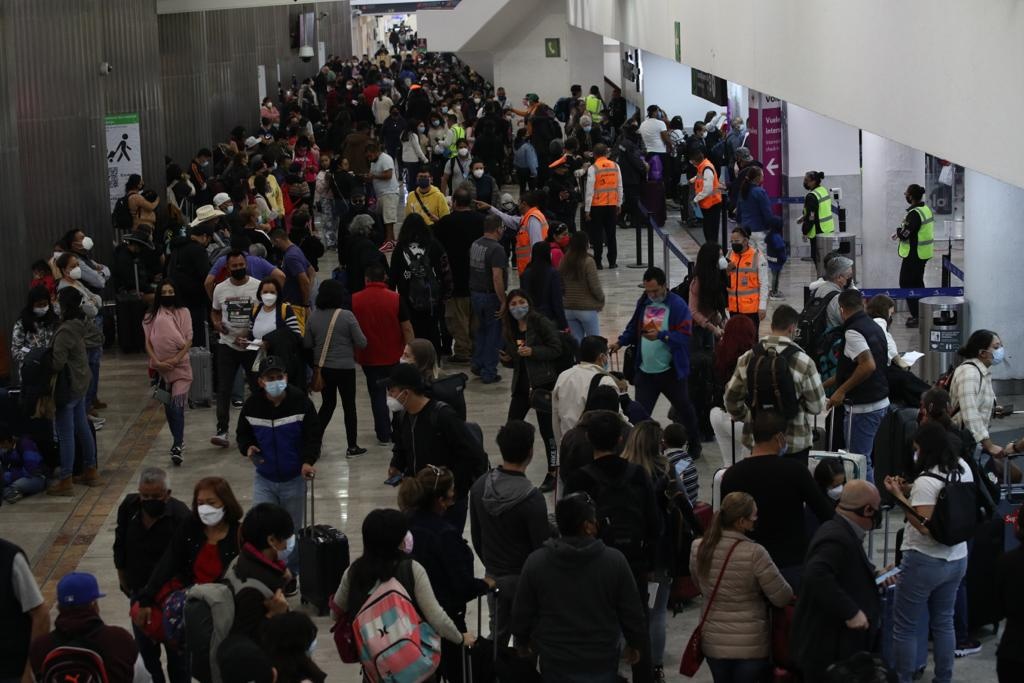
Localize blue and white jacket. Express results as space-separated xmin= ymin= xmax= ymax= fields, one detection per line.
xmin=237 ymin=386 xmax=322 ymax=482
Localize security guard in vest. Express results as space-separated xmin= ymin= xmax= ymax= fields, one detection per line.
xmin=689 ymin=144 xmax=724 ymax=246
xmin=892 ymin=183 xmax=933 ymax=328
xmin=584 ymin=143 xmax=624 ymax=269
xmin=479 ymin=190 xmax=549 ymax=276
xmin=727 ymin=226 xmax=770 ymax=329
xmin=446 ymin=113 xmax=466 ymax=156
xmin=798 ymin=170 xmax=835 ymax=274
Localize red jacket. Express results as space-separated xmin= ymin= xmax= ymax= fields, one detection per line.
xmin=351 ymin=282 xmax=406 ymax=367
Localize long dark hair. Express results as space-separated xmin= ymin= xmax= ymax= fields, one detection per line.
xmin=693 ymin=242 xmax=726 ymax=314
xmin=397 ymin=212 xmax=431 ymax=250
xmin=20 ymin=286 xmax=57 ymax=334
xmin=559 ymin=231 xmax=590 ymax=283
xmin=501 ymin=288 xmax=537 ymax=344
xmin=913 ymin=421 xmax=959 ymax=475
xmin=739 ymin=166 xmax=762 ymax=200
xmin=56 ymin=287 xmax=84 ymax=322
xmin=523 ymin=241 xmax=553 ymax=307
xmin=958 ymin=329 xmax=997 ymax=359
xmin=145 ymin=279 xmax=182 ymax=321
xmin=402 ymin=118 xmax=421 ymax=142
xmin=345 ymin=509 xmax=410 ymax=611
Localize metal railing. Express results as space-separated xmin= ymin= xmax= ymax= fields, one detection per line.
xmin=634 ymin=202 xmax=692 ymax=284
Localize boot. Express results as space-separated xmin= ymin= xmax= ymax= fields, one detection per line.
xmin=46 ymin=478 xmax=74 ymax=497
xmin=72 ymin=467 xmax=105 ymax=487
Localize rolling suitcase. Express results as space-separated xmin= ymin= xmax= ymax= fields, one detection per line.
xmin=297 ymin=476 xmax=350 ymax=616
xmin=188 ymin=324 xmax=213 ymax=407
xmin=116 ymin=263 xmax=146 ymax=353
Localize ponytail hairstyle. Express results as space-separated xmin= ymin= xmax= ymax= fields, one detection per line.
xmin=396 ymin=465 xmax=455 ymax=514
xmin=621 ymin=420 xmax=666 ymax=479
xmin=804 ymin=170 xmax=825 ymax=187
xmin=696 ymin=491 xmax=755 ymax=580
xmin=739 ymin=166 xmax=763 ymax=200
xmin=958 ymin=329 xmax=997 ymax=359
xmin=920 ymin=388 xmax=953 ymax=429
xmin=906 ymin=183 xmax=926 ymax=203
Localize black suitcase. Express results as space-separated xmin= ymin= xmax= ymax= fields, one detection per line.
xmin=116 ymin=264 xmax=146 ymax=353
xmin=297 ymin=477 xmax=350 ymax=616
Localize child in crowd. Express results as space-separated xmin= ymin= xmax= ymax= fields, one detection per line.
xmin=663 ymin=422 xmax=699 ymax=506
xmin=30 ymin=260 xmax=56 ymax=300
xmin=1 ymin=427 xmax=45 ymax=503
xmin=766 ymin=224 xmax=788 ymax=298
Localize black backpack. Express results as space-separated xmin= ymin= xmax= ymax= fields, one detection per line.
xmin=554 ymin=332 xmax=579 ymax=375
xmin=584 ymin=463 xmax=649 ymax=569
xmin=111 ymin=195 xmax=133 ymax=233
xmin=921 ymin=468 xmax=979 ymax=546
xmin=746 ymin=343 xmax=801 ymax=419
xmin=794 ymin=290 xmax=841 ymax=361
xmin=20 ymin=345 xmax=71 ymax=411
xmin=404 ymin=247 xmax=440 ymax=313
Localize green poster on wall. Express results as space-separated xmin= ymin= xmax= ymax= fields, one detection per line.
xmin=545 ymin=38 xmax=561 ymax=58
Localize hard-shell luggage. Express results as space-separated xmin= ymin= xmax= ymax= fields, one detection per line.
xmin=116 ymin=263 xmax=146 ymax=353
xmin=807 ymin=451 xmax=869 ymax=482
xmin=188 ymin=324 xmax=213 ymax=408
xmin=297 ymin=476 xmax=350 ymax=616
xmin=711 ymin=468 xmax=727 ymax=511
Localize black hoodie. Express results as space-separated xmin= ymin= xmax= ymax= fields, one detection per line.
xmin=469 ymin=467 xmax=550 ymax=577
xmin=510 ymin=536 xmax=648 ymax=674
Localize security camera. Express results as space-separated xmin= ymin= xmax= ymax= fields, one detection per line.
xmin=99 ymin=62 xmax=112 ymax=75
xmin=298 ymin=45 xmax=314 ymax=63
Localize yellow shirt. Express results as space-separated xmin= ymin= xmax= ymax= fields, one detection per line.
xmin=249 ymin=173 xmax=284 ymax=215
xmin=404 ymin=186 xmax=450 ymax=225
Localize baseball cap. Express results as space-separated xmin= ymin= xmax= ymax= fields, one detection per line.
xmin=57 ymin=572 xmax=106 ymax=606
xmin=259 ymin=355 xmax=286 ymax=376
xmin=381 ymin=363 xmax=425 ymax=392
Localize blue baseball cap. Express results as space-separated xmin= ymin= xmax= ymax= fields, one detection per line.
xmin=57 ymin=572 xmax=106 ymax=606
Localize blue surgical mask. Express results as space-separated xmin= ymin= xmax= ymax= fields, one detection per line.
xmin=583 ymin=126 xmax=592 ymax=133
xmin=510 ymin=305 xmax=529 ymax=320
xmin=278 ymin=535 xmax=296 ymax=561
xmin=992 ymin=347 xmax=1006 ymax=365
xmin=265 ymin=379 xmax=287 ymax=398
xmin=225 ymin=205 xmax=234 ymax=215
xmin=778 ymin=441 xmax=789 ymax=457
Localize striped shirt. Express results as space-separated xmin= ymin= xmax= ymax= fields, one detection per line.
xmin=950 ymin=358 xmax=995 ymax=442
xmin=724 ymin=335 xmax=827 ymax=451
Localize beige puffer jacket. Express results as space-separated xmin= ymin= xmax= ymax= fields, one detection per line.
xmin=688 ymin=530 xmax=794 ymax=659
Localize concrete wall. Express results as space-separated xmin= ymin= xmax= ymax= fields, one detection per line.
xmin=567 ymin=0 xmax=1024 ymax=190
xmin=640 ymin=50 xmax=725 ymax=128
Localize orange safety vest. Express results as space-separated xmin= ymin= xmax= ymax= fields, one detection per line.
xmin=591 ymin=157 xmax=620 ymax=207
xmin=516 ymin=207 xmax=549 ymax=275
xmin=728 ymin=247 xmax=760 ymax=314
xmin=694 ymin=158 xmax=722 ymax=209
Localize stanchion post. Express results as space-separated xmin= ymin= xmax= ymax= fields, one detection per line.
xmin=628 ymin=204 xmax=648 ymax=269
xmin=663 ymin=238 xmax=671 ymax=283
xmin=647 ymin=219 xmax=655 ymax=270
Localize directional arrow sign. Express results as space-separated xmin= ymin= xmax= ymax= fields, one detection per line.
xmin=765 ymin=158 xmax=779 ymax=176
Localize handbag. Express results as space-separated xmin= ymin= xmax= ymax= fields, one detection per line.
xmin=310 ymin=309 xmax=341 ymax=393
xmin=152 ymin=378 xmax=172 ymax=406
xmin=680 ymin=539 xmax=744 ymax=677
xmin=328 ymin=594 xmax=359 ymax=663
xmin=529 ymin=388 xmax=552 ymax=414
xmin=623 ymin=345 xmax=637 ymax=385
xmin=770 ymin=602 xmax=796 ymax=670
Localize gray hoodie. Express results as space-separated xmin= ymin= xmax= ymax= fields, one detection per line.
xmin=808 ymin=278 xmax=844 ymax=328
xmin=469 ymin=467 xmax=550 ymax=577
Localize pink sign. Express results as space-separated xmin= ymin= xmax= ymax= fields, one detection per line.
xmin=747 ymin=92 xmax=784 ymax=215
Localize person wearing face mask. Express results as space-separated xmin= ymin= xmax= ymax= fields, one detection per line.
xmin=334 ymin=509 xmax=475 ymax=669
xmin=949 ymin=329 xmax=1006 ymax=461
xmin=688 ymin=144 xmax=724 ymax=245
xmin=134 ymin=476 xmax=244 ymax=646
xmin=551 ymin=335 xmax=620 ymax=446
xmin=114 ymin=467 xmax=191 ymax=682
xmin=440 ymin=139 xmax=472 ymax=196
xmin=724 ymin=305 xmax=827 ymax=466
xmin=688 ymin=492 xmax=794 ymax=683
xmin=687 ymin=242 xmax=730 ymax=347
xmin=237 ymin=357 xmax=322 ymax=578
xmin=791 ymin=480 xmax=891 ymax=681
xmin=248 ymin=278 xmax=306 ymax=393
xmin=891 ymin=183 xmax=934 ymax=328
xmin=231 ymin=503 xmax=298 ymax=641
xmin=262 ymin=611 xmax=326 ymax=683
xmin=808 ymin=254 xmax=856 ymax=330
xmin=10 ymin=286 xmax=59 ymax=385
xmin=400 ymin=119 xmax=429 ymax=192
xmin=798 ymin=170 xmax=834 ymax=274
xmin=813 ymin=457 xmax=847 ymax=505
xmin=404 ymin=166 xmax=450 ymax=227
xmin=720 ymin=410 xmax=835 ymax=590
xmin=143 ymin=281 xmax=193 ymax=466
xmin=190 ymin=148 xmax=214 ymax=200
xmin=468 ymin=159 xmax=499 ymax=206
xmin=726 ymin=227 xmax=769 ymax=330
xmin=884 ymin=421 xmax=975 ymax=683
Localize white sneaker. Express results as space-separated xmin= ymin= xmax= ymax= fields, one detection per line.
xmin=210 ymin=432 xmax=229 ymax=448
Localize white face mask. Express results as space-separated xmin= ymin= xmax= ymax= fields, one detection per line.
xmin=197 ymin=504 xmax=225 ymax=527
xmin=69 ymin=266 xmax=82 ymax=280
xmin=53 ymin=251 xmax=62 ymax=261
xmin=81 ymin=236 xmax=94 ymax=251
xmin=261 ymin=293 xmax=278 ymax=307
xmin=717 ymin=255 xmax=729 ymax=270
xmin=400 ymin=531 xmax=414 ymax=554
xmin=386 ymin=395 xmax=404 ymax=413
xmin=33 ymin=306 xmax=49 ymax=317
xmin=827 ymin=485 xmax=844 ymax=501
xmin=457 ymin=147 xmax=469 ymax=157
xmin=472 ymin=169 xmax=484 ymax=179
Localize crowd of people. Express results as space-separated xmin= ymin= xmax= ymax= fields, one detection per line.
xmin=1 ymin=42 xmax=1020 ymax=683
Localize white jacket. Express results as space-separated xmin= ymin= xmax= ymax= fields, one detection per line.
xmin=552 ymin=363 xmax=619 ymax=443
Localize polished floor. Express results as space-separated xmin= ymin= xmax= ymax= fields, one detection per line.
xmin=2 ymin=204 xmax=1003 ymax=682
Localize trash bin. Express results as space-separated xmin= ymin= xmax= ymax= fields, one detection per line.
xmin=918 ymin=296 xmax=967 ymax=382
xmin=813 ymin=234 xmax=857 ymax=279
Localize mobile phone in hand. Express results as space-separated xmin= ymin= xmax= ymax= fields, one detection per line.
xmin=384 ymin=473 xmax=403 ymax=487
xmin=875 ymin=566 xmax=901 ymax=585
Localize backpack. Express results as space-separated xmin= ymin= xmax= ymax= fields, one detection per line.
xmin=793 ymin=290 xmax=840 ymax=359
xmin=111 ymin=195 xmax=133 ymax=233
xmin=20 ymin=344 xmax=71 ymax=412
xmin=554 ymin=332 xmax=579 ymax=375
xmin=921 ymin=467 xmax=979 ymax=546
xmin=584 ymin=371 xmax=614 ymax=412
xmin=584 ymin=463 xmax=650 ymax=569
xmin=40 ymin=630 xmax=109 ymax=683
xmin=746 ymin=342 xmax=801 ymax=419
xmin=352 ymin=560 xmax=441 ymax=683
xmin=184 ymin=564 xmax=273 ymax=683
xmin=936 ymin=362 xmax=983 ymax=414
xmin=404 ymin=247 xmax=439 ymax=314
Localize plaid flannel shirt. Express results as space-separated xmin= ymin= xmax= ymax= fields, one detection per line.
xmin=950 ymin=358 xmax=995 ymax=442
xmin=724 ymin=335 xmax=827 ymax=451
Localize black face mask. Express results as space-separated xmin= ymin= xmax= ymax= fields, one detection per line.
xmin=230 ymin=268 xmax=247 ymax=281
xmin=841 ymin=505 xmax=882 ymax=530
xmin=141 ymin=498 xmax=166 ymax=518
xmin=731 ymin=243 xmax=745 ymax=254
xmin=160 ymin=296 xmax=176 ymax=308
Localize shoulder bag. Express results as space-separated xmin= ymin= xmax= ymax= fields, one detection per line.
xmin=309 ymin=309 xmax=341 ymax=393
xmin=679 ymin=539 xmax=743 ymax=677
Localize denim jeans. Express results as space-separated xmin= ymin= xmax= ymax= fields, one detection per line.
xmin=86 ymin=345 xmax=101 ymax=406
xmin=165 ymin=400 xmax=185 ymax=448
xmin=3 ymin=476 xmax=46 ymax=500
xmin=845 ymin=405 xmax=887 ymax=482
xmin=706 ymin=657 xmax=770 ymax=683
xmin=634 ymin=369 xmax=701 ymax=456
xmin=253 ymin=473 xmax=306 ymax=574
xmin=132 ymin=622 xmax=191 ymax=683
xmin=56 ymin=396 xmax=96 ymax=479
xmin=215 ymin=346 xmax=257 ymax=433
xmin=361 ymin=365 xmax=396 ymax=442
xmin=470 ymin=292 xmax=502 ymax=381
xmin=893 ymin=550 xmax=967 ymax=683
xmin=565 ymin=309 xmax=600 ymax=343
xmin=650 ymin=579 xmax=670 ymax=667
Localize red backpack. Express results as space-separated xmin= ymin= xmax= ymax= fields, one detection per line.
xmin=40 ymin=631 xmax=109 ymax=683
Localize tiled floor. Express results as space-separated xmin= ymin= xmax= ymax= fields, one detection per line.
xmin=2 ymin=202 xmax=1003 ymax=682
